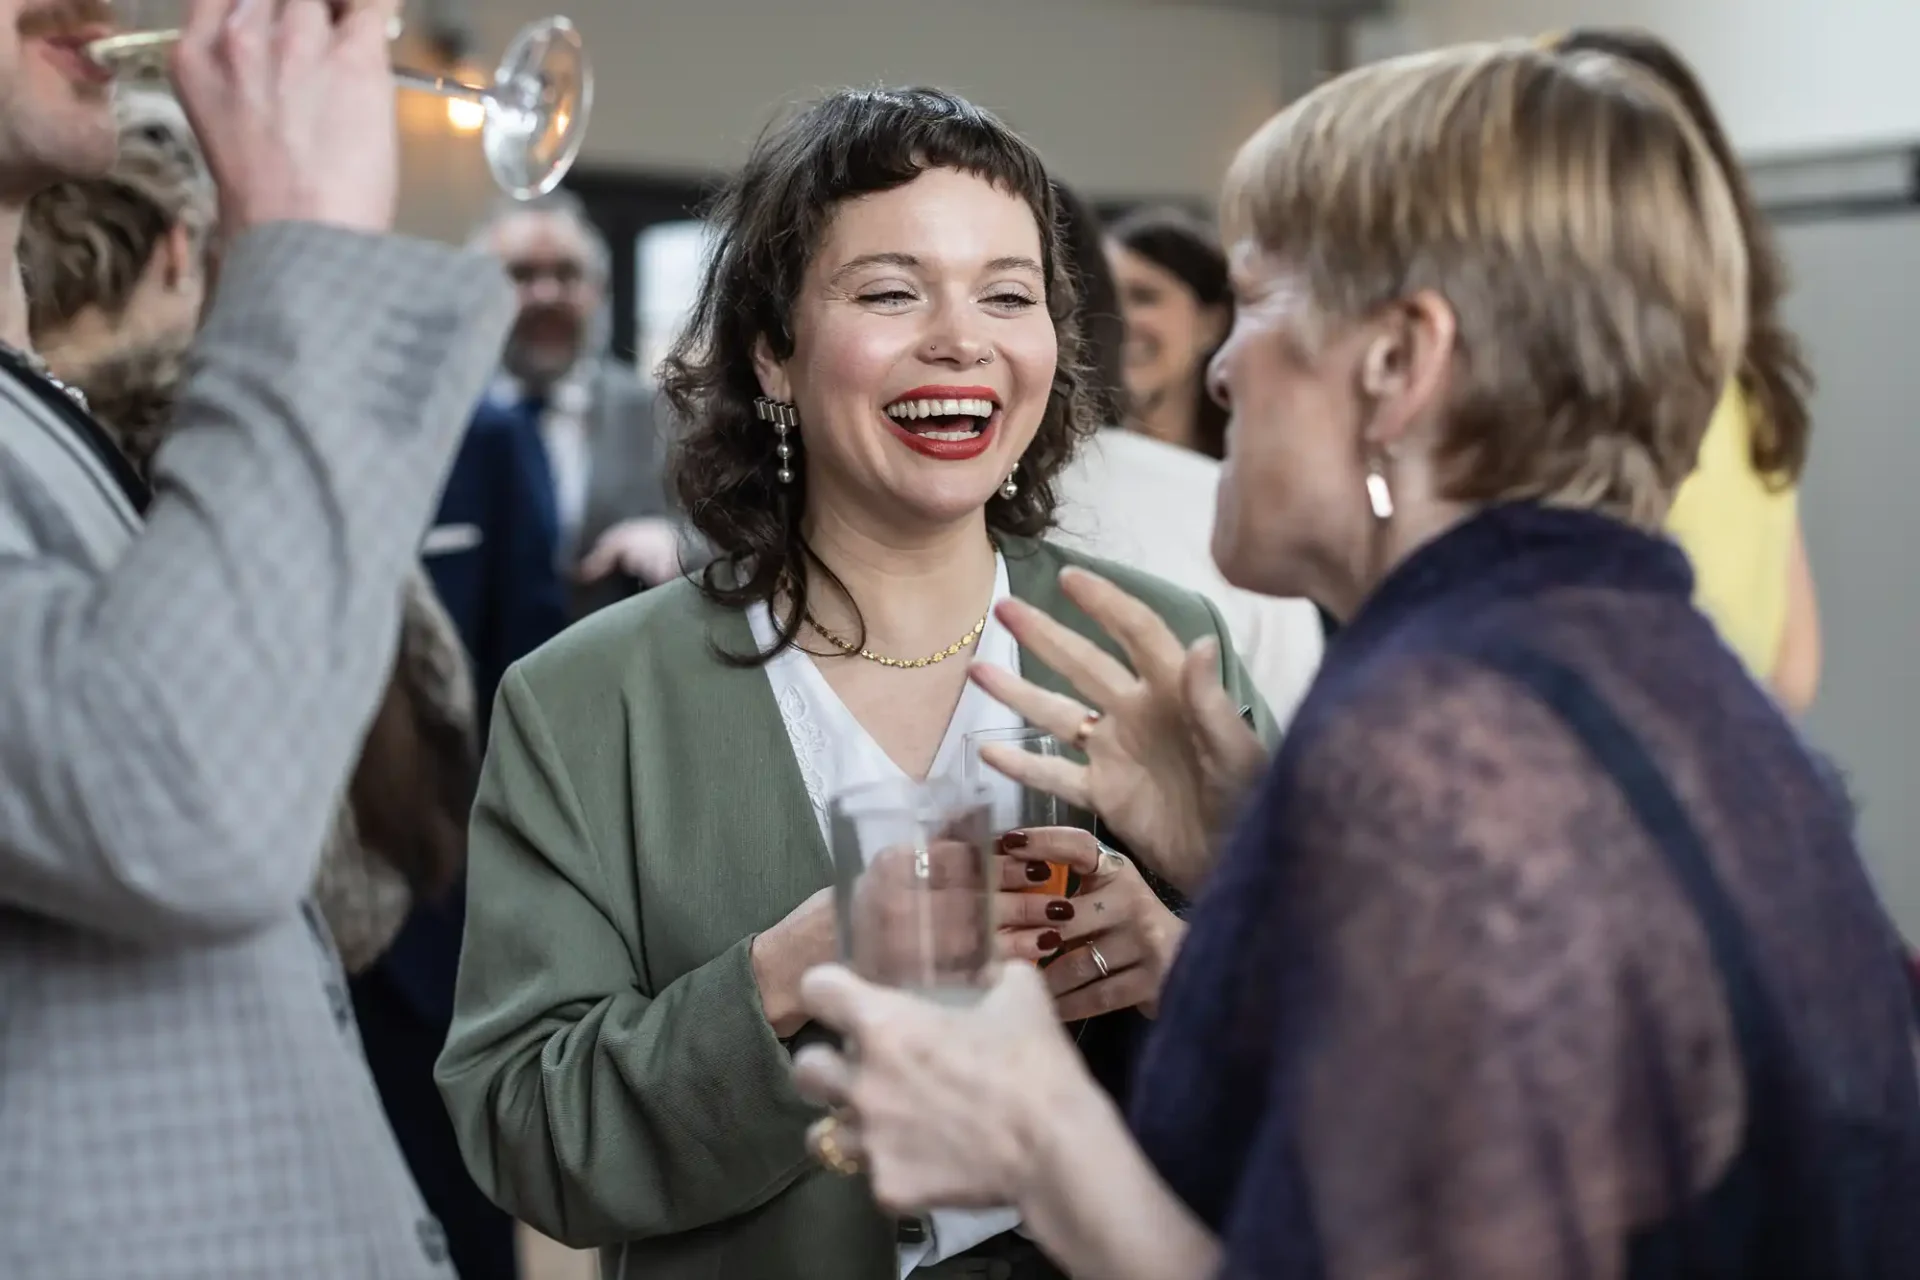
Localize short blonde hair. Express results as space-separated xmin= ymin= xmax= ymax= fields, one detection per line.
xmin=1221 ymin=42 xmax=1748 ymax=526
xmin=24 ymin=89 xmax=215 ymax=337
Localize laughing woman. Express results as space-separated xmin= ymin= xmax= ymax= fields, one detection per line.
xmin=434 ymin=87 xmax=1269 ymax=1280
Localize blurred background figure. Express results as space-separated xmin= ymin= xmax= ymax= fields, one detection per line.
xmin=21 ymin=88 xmax=478 ymax=981
xmin=1549 ymin=28 xmax=1823 ymax=716
xmin=1105 ymin=206 xmax=1232 ymax=461
xmin=1048 ymin=180 xmax=1323 ymax=726
xmin=1102 ymin=201 xmax=1344 ymax=640
xmin=469 ymin=191 xmax=694 ymax=618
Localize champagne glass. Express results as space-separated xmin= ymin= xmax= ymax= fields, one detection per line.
xmin=86 ymin=4 xmax=593 ymax=200
xmin=827 ymin=777 xmax=996 ymax=1005
xmin=963 ymin=727 xmax=1084 ymax=899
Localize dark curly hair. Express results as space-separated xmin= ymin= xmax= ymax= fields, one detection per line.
xmin=660 ymin=86 xmax=1096 ymax=663
xmin=1106 ymin=205 xmax=1232 ymax=461
xmin=1553 ymin=28 xmax=1813 ymax=483
xmin=1050 ymin=180 xmax=1127 ymax=427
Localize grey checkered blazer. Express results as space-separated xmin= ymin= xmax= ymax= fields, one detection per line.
xmin=0 ymin=224 xmax=514 ymax=1278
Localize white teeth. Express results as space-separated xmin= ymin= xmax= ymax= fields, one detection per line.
xmin=919 ymin=430 xmax=977 ymax=442
xmin=883 ymin=396 xmax=997 ymax=421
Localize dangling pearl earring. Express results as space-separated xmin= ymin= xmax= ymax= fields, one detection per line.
xmin=1000 ymin=470 xmax=1019 ymax=500
xmin=1365 ymin=455 xmax=1395 ymax=521
xmin=754 ymin=396 xmax=798 ymax=484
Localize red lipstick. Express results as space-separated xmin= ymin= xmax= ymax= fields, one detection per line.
xmin=882 ymin=384 xmax=1002 ymax=462
xmin=885 ymin=418 xmax=997 ymax=461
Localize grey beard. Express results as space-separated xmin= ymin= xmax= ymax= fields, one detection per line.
xmin=502 ymin=342 xmax=580 ymax=393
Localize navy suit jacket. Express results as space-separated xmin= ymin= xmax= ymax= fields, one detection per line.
xmin=424 ymin=400 xmax=568 ymax=734
xmin=384 ymin=401 xmax=568 ymax=1029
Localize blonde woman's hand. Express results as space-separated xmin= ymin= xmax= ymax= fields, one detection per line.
xmin=969 ymin=568 xmax=1267 ymax=894
xmin=792 ymin=962 xmax=1088 ymax=1214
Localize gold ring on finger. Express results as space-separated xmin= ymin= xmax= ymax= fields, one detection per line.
xmin=810 ymin=1115 xmax=863 ymax=1177
xmin=1071 ymin=709 xmax=1102 ymax=753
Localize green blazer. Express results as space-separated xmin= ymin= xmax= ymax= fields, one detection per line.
xmin=434 ymin=537 xmax=1273 ymax=1280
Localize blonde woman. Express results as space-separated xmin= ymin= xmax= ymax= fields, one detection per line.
xmin=22 ymin=89 xmax=475 ymax=972
xmin=786 ymin=44 xmax=1920 ymax=1280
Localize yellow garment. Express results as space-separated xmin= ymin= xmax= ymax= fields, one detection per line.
xmin=1665 ymin=386 xmax=1797 ymax=678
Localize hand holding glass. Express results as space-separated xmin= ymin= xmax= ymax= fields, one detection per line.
xmin=90 ymin=3 xmax=592 ymax=199
xmin=828 ymin=778 xmax=995 ymax=1004
xmin=963 ymin=727 xmax=1079 ymax=898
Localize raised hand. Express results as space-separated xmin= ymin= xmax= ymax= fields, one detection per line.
xmin=173 ymin=0 xmax=401 ymax=235
xmin=969 ymin=567 xmax=1266 ymax=894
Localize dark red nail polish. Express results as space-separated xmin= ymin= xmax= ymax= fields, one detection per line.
xmin=1001 ymin=830 xmax=1029 ymax=850
xmin=1024 ymin=861 xmax=1051 ymax=883
xmin=1045 ymin=900 xmax=1074 ymax=922
xmin=1037 ymin=930 xmax=1062 ymax=953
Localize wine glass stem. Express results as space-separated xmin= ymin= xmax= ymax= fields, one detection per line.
xmin=392 ymin=66 xmax=491 ymax=104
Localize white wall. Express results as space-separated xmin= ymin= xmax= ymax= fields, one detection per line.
xmin=1356 ymin=0 xmax=1920 ymax=159
xmin=395 ymin=0 xmax=1297 ymax=242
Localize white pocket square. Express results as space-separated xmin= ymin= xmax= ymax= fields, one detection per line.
xmin=422 ymin=523 xmax=483 ymax=556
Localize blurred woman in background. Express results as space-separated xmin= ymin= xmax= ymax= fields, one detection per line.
xmin=1049 ymin=180 xmax=1322 ymax=726
xmin=1106 ymin=206 xmax=1231 ymax=460
xmin=22 ymin=89 xmax=476 ymax=984
xmin=1553 ymin=27 xmax=1823 ymax=714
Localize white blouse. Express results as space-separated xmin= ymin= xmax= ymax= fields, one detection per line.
xmin=1051 ymin=427 xmax=1324 ymax=729
xmin=747 ymin=556 xmax=1025 ymax=1275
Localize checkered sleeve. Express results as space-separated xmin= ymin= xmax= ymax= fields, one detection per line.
xmin=0 ymin=222 xmax=513 ymax=946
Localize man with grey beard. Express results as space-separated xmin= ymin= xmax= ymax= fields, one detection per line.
xmin=468 ymin=190 xmax=689 ymax=617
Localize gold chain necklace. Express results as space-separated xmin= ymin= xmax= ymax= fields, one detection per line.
xmin=805 ymin=610 xmax=989 ymax=669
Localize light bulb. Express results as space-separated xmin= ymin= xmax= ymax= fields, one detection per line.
xmin=447 ymin=95 xmax=486 ymax=134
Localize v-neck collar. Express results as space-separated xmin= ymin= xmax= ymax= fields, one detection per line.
xmin=749 ymin=554 xmax=1015 ymax=785
xmin=684 ymin=538 xmax=1116 ymax=886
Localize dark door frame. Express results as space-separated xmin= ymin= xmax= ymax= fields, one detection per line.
xmin=563 ymin=167 xmax=719 ymax=362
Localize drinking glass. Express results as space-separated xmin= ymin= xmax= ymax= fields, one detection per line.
xmin=827 ymin=777 xmax=995 ymax=1005
xmin=962 ymin=727 xmax=1082 ymax=899
xmin=86 ymin=2 xmax=593 ymax=199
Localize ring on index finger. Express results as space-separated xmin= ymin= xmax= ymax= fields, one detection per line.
xmin=1070 ymin=709 xmax=1102 ymax=753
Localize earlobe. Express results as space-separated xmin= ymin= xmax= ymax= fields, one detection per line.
xmin=750 ymin=335 xmax=792 ymax=403
xmin=1358 ymin=328 xmax=1405 ymax=400
xmin=1360 ymin=294 xmax=1455 ymax=408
